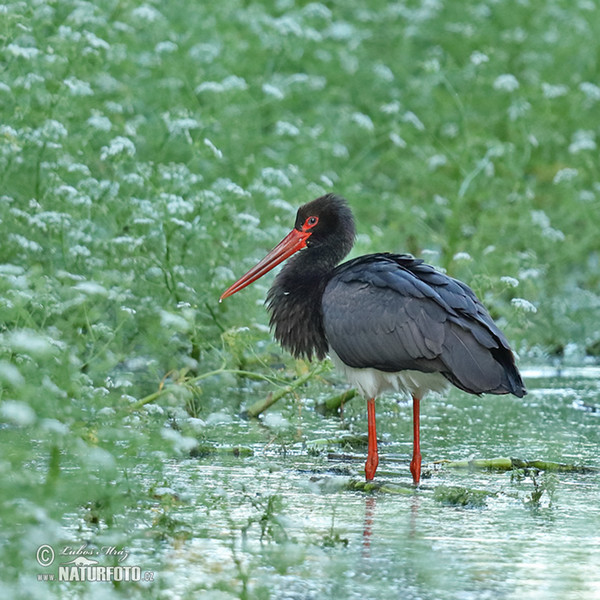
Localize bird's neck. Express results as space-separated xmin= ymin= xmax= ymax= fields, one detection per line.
xmin=266 ymin=250 xmax=336 ymax=362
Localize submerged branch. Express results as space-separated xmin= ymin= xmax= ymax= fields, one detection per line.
xmin=242 ymin=363 xmax=327 ymax=418
xmin=435 ymin=457 xmax=598 ymax=473
xmin=127 ymin=367 xmax=292 ymax=413
xmin=315 ymin=388 xmax=358 ymax=415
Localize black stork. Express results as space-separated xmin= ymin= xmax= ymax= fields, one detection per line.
xmin=220 ymin=194 xmax=526 ymax=485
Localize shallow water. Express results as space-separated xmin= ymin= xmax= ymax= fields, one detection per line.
xmin=20 ymin=368 xmax=600 ymax=599
xmin=145 ymin=368 xmax=600 ymax=599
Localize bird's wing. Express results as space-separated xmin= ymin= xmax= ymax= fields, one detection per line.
xmin=322 ymin=254 xmax=525 ymax=396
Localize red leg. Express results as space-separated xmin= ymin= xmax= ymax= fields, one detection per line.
xmin=410 ymin=395 xmax=422 ymax=486
xmin=365 ymin=397 xmax=379 ymax=481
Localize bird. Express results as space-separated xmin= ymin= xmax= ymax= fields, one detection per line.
xmin=220 ymin=194 xmax=526 ymax=485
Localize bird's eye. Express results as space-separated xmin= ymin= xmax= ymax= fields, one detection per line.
xmin=304 ymin=216 xmax=319 ymax=229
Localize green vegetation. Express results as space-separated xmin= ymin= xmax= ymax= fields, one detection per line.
xmin=1 ymin=0 xmax=599 ymax=598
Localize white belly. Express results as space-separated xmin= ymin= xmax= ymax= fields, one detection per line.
xmin=329 ymin=349 xmax=449 ymax=400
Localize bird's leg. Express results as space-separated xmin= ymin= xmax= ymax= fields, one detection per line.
xmin=365 ymin=397 xmax=379 ymax=481
xmin=410 ymin=395 xmax=421 ymax=486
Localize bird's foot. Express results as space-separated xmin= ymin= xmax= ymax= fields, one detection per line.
xmin=364 ymin=452 xmax=379 ymax=481
xmin=410 ymin=452 xmax=422 ymax=486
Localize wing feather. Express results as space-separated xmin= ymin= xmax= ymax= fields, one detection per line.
xmin=323 ymin=254 xmax=526 ymax=396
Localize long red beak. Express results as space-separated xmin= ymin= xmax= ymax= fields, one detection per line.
xmin=219 ymin=229 xmax=311 ymax=301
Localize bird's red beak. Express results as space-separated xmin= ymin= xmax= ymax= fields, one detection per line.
xmin=219 ymin=229 xmax=311 ymax=301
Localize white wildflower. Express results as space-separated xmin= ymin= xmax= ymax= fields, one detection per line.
xmin=0 ymin=361 xmax=24 ymax=386
xmin=160 ymin=310 xmax=190 ymax=332
xmin=381 ymin=101 xmax=401 ymax=114
xmin=58 ymin=25 xmax=81 ymax=42
xmin=332 ymin=143 xmax=349 ymax=157
xmin=162 ymin=113 xmax=200 ymax=138
xmin=6 ymin=329 xmax=54 ymax=356
xmin=9 ymin=234 xmax=42 ymax=252
xmin=41 ymin=419 xmax=69 ymax=435
xmin=40 ymin=119 xmax=68 ymax=141
xmin=579 ymin=190 xmax=595 ymax=202
xmin=263 ymin=412 xmax=290 ymax=431
xmin=302 ymin=3 xmax=332 ymax=19
xmin=508 ymin=99 xmax=530 ymax=121
xmin=14 ymin=73 xmax=44 ymax=90
xmin=427 ymin=154 xmax=447 ymax=170
xmin=67 ymin=2 xmax=102 ymax=25
xmin=220 ymin=75 xmax=247 ymax=91
xmin=104 ymin=100 xmax=124 ymax=113
xmin=389 ymin=132 xmax=407 ymax=148
xmin=112 ymin=235 xmax=142 ymax=248
xmin=7 ymin=44 xmax=39 ymax=59
xmin=56 ymin=184 xmax=92 ymax=206
xmin=194 ymin=81 xmax=223 ymax=93
xmin=63 ymin=77 xmax=93 ymax=96
xmin=155 ymin=40 xmax=177 ymax=53
xmin=161 ymin=193 xmax=194 ymax=215
xmin=235 ymin=212 xmax=261 ymax=229
xmin=213 ymin=178 xmax=250 ymax=197
xmin=170 ymin=218 xmax=192 ymax=229
xmin=69 ymin=245 xmax=91 ymax=257
xmin=122 ymin=173 xmax=144 ymax=186
xmin=441 ymin=122 xmax=459 ymax=138
xmin=188 ymin=42 xmax=221 ymax=63
xmin=275 ymin=121 xmax=300 ymax=136
xmin=84 ymin=31 xmax=110 ymax=50
xmin=470 ymin=51 xmax=489 ymax=66
xmin=453 ymin=251 xmax=472 ymax=261
xmin=87 ymin=113 xmax=112 ymax=131
xmin=493 ymin=74 xmax=519 ymax=92
xmin=204 ymin=137 xmax=223 ymax=159
xmin=161 ymin=428 xmax=198 ymax=453
xmin=351 ymin=112 xmax=374 ymax=131
xmin=531 ymin=210 xmax=565 ymax=241
xmin=287 ymin=73 xmax=326 ymax=90
xmin=402 ymin=111 xmax=425 ymax=130
xmin=423 ymin=58 xmax=440 ymax=73
xmin=511 ymin=298 xmax=537 ymax=313
xmin=100 ymin=136 xmax=136 ymax=160
xmin=579 ymin=82 xmax=600 ymax=102
xmin=0 ymin=400 xmax=36 ymax=426
xmin=553 ymin=168 xmax=578 ymax=184
xmin=568 ymin=130 xmax=596 ymax=154
xmin=268 ymin=198 xmax=295 ymax=213
xmin=270 ymin=15 xmax=304 ymax=37
xmin=542 ymin=82 xmax=568 ymax=99
xmin=0 ymin=264 xmax=24 ymax=276
xmin=124 ymin=115 xmax=146 ymax=137
xmin=262 ymin=167 xmax=292 ymax=188
xmin=196 ymin=75 xmax=247 ymax=94
xmin=374 ymin=63 xmax=394 ymax=81
xmin=519 ymin=267 xmax=541 ymax=280
xmin=73 ymin=281 xmax=108 ymax=295
xmin=326 ymin=21 xmax=355 ymax=40
xmin=66 ymin=163 xmax=91 ymax=175
xmin=131 ymin=4 xmax=163 ymax=22
xmin=500 ymin=276 xmax=519 ymax=288
xmin=95 ymin=73 xmax=120 ymax=94
xmin=263 ymin=83 xmax=285 ymax=99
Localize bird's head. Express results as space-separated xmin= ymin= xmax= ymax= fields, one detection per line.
xmin=220 ymin=194 xmax=356 ymax=301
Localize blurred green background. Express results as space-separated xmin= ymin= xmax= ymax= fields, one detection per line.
xmin=1 ymin=0 xmax=599 ymax=597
